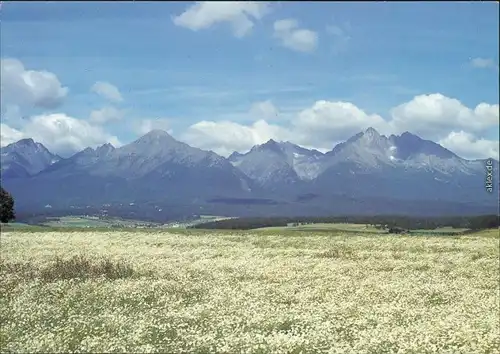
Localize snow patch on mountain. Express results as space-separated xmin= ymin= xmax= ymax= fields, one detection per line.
xmin=318 ymin=127 xmax=487 ymax=176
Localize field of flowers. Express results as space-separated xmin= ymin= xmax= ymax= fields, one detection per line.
xmin=1 ymin=229 xmax=499 ymax=353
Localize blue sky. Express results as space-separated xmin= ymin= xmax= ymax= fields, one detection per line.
xmin=0 ymin=1 xmax=499 ymax=159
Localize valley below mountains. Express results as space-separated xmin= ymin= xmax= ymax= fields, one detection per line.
xmin=1 ymin=128 xmax=498 ymax=220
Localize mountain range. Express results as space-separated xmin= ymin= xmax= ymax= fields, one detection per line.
xmin=1 ymin=128 xmax=498 ymax=218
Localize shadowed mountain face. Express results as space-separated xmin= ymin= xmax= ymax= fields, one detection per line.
xmin=228 ymin=139 xmax=324 ymax=188
xmin=2 ymin=130 xmax=258 ymax=208
xmin=228 ymin=127 xmax=498 ymax=205
xmin=312 ymin=129 xmax=495 ymax=203
xmin=1 ymin=128 xmax=498 ymax=216
xmin=1 ymin=139 xmax=61 ymax=178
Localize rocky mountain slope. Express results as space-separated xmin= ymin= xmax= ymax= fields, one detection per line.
xmin=2 ymin=130 xmax=257 ymax=208
xmin=1 ymin=138 xmax=61 ymax=179
xmin=1 ymin=128 xmax=497 ymax=215
xmin=229 ymin=128 xmax=496 ymax=203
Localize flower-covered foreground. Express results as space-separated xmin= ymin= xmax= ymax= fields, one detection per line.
xmin=1 ymin=229 xmax=499 ymax=353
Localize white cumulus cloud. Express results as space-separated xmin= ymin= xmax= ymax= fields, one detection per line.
xmin=173 ymin=1 xmax=271 ymax=38
xmin=0 ymin=124 xmax=24 ymax=147
xmin=180 ymin=99 xmax=387 ymax=155
xmin=0 ymin=58 xmax=68 ymax=109
xmin=181 ymin=119 xmax=290 ymax=156
xmin=177 ymin=93 xmax=498 ymax=160
xmin=273 ymin=18 xmax=318 ymax=53
xmin=1 ymin=114 xmax=121 ymax=157
xmin=389 ymin=93 xmax=499 ymax=140
xmin=292 ymin=100 xmax=389 ymax=149
xmin=89 ymin=106 xmax=124 ymax=124
xmin=91 ymin=81 xmax=123 ymax=103
xmin=439 ymin=131 xmax=499 ymax=160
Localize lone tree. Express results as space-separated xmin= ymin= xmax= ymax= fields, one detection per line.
xmin=0 ymin=187 xmax=15 ymax=223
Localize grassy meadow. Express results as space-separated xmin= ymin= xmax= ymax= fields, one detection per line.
xmin=0 ymin=228 xmax=499 ymax=353
xmin=255 ymin=223 xmax=385 ymax=234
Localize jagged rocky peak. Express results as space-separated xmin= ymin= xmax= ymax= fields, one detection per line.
xmin=333 ymin=127 xmax=388 ymax=151
xmin=280 ymin=141 xmax=296 ymax=149
xmin=96 ymin=143 xmax=115 ymax=155
xmin=1 ymin=138 xmax=62 ymax=177
xmin=123 ymin=129 xmax=181 ymax=156
xmin=255 ymin=139 xmax=277 ymax=147
xmin=263 ymin=138 xmax=280 ymax=147
xmin=344 ymin=131 xmax=364 ymax=144
xmin=390 ymin=131 xmax=457 ymax=160
xmin=67 ymin=147 xmax=97 ymax=160
xmin=134 ymin=129 xmax=176 ymax=146
xmin=145 ymin=129 xmax=173 ymax=139
xmin=16 ymin=138 xmax=36 ymax=146
xmin=280 ymin=141 xmax=324 ymax=157
xmin=326 ymin=127 xmax=393 ymax=166
xmin=6 ymin=138 xmax=45 ymax=153
xmin=253 ymin=139 xmax=284 ymax=154
xmin=4 ymin=139 xmax=61 ymax=161
xmin=364 ymin=127 xmax=380 ymax=136
xmin=398 ymin=131 xmax=421 ymax=142
xmin=228 ymin=151 xmax=243 ymax=160
xmin=361 ymin=127 xmax=388 ymax=143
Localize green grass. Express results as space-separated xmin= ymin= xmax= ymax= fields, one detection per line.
xmin=41 ymin=215 xmax=162 ymax=228
xmin=2 ymin=255 xmax=136 ymax=284
xmin=255 ymin=223 xmax=474 ymax=236
xmin=256 ymin=223 xmax=387 ymax=234
xmin=0 ymin=221 xmax=489 ymax=239
xmin=3 ymin=219 xmax=477 ymax=238
xmin=411 ymin=227 xmax=471 ymax=234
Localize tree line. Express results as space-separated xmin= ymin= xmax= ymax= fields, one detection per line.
xmin=190 ymin=214 xmax=499 ymax=231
